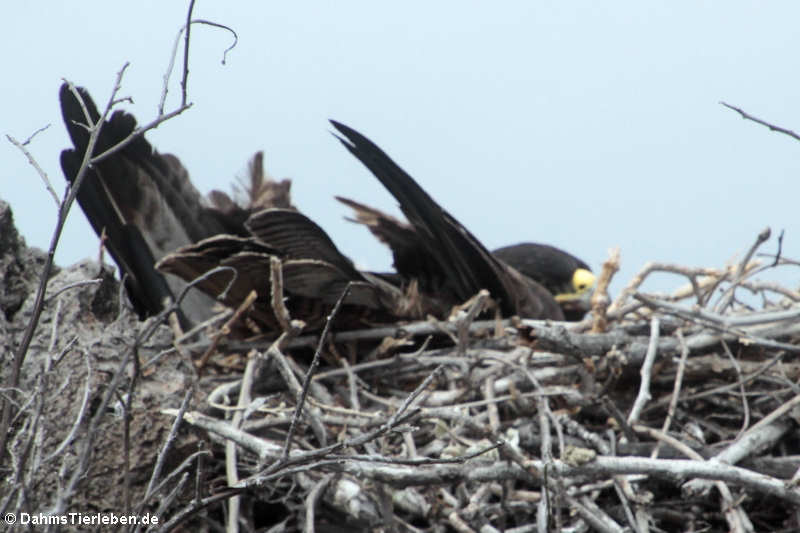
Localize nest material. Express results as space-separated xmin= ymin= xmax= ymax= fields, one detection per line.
xmin=4 ymin=210 xmax=800 ymax=532
xmin=163 ymin=234 xmax=800 ymax=532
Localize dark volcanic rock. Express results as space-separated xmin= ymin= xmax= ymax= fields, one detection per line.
xmin=1 ymin=198 xmax=209 ymax=529
xmin=0 ymin=199 xmax=51 ymax=321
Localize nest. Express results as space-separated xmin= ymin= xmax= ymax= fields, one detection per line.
xmin=156 ymin=230 xmax=800 ymax=532
xmin=4 ymin=207 xmax=800 ymax=532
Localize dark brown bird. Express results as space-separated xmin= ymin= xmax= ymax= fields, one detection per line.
xmin=60 ymin=84 xmax=593 ymax=334
xmin=59 ymin=85 xmax=418 ymax=332
xmin=335 ymin=197 xmax=595 ymax=321
xmin=329 ymin=121 xmax=594 ymax=321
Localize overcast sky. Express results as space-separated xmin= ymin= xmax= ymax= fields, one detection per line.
xmin=4 ymin=2 xmax=800 ymax=301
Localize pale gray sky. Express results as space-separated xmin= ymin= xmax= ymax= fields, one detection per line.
xmin=4 ymin=2 xmax=800 ymax=299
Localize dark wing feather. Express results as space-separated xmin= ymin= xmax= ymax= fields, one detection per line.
xmin=246 ymin=208 xmax=362 ymax=279
xmin=60 ymin=148 xmax=174 ymax=318
xmin=59 ymin=84 xmax=223 ymax=325
xmin=329 ymin=121 xmax=561 ymax=319
xmin=156 ymin=235 xmax=275 ymax=306
xmin=335 ymin=196 xmax=447 ymax=290
xmin=281 ymin=260 xmax=383 ymax=308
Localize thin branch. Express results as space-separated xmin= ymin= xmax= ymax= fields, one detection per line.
xmin=180 ymin=0 xmax=195 ymax=106
xmin=0 ymin=64 xmax=133 ymax=467
xmin=591 ymin=247 xmax=620 ymax=333
xmin=6 ymin=128 xmax=59 ymax=206
xmin=715 ymin=227 xmax=771 ymax=313
xmin=627 ymin=317 xmax=659 ymax=425
xmin=721 ymin=101 xmax=800 ymax=142
xmin=281 ymin=285 xmax=351 ymax=461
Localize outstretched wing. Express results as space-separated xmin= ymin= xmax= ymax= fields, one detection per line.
xmin=157 ymin=210 xmax=394 ymax=330
xmin=329 ymin=120 xmax=562 ymax=319
xmin=59 ymin=84 xmax=224 ymax=325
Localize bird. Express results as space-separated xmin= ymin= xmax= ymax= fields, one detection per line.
xmin=493 ymin=243 xmax=594 ymax=321
xmin=59 ymin=84 xmax=406 ymax=332
xmin=59 ymin=83 xmax=594 ymax=336
xmin=335 ymin=197 xmax=595 ymax=321
xmin=329 ymin=121 xmax=595 ymax=321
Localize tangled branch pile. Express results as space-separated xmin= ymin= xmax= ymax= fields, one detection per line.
xmin=176 ymin=231 xmax=800 ymax=532
xmin=3 ymin=199 xmax=800 ymax=532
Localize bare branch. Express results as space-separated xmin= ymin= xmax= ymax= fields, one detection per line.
xmin=721 ymin=101 xmax=800 ymax=142
xmin=6 ymin=127 xmax=59 ymax=206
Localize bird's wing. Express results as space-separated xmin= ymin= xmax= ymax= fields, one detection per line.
xmin=245 ymin=208 xmax=361 ymax=278
xmin=335 ymin=196 xmax=445 ymax=289
xmin=158 ymin=208 xmax=391 ymax=328
xmin=245 ymin=209 xmax=388 ymax=308
xmin=59 ymin=83 xmax=222 ymax=324
xmin=329 ymin=120 xmax=561 ymax=319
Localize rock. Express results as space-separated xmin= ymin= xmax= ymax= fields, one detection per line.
xmin=0 ymin=197 xmax=208 ymax=525
xmin=0 ymin=199 xmax=51 ymax=322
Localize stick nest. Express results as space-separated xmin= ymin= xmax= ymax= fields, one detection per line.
xmin=5 ymin=222 xmax=800 ymax=533
xmin=164 ymin=232 xmax=800 ymax=532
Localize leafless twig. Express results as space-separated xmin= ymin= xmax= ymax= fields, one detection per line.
xmin=721 ymin=101 xmax=800 ymax=142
